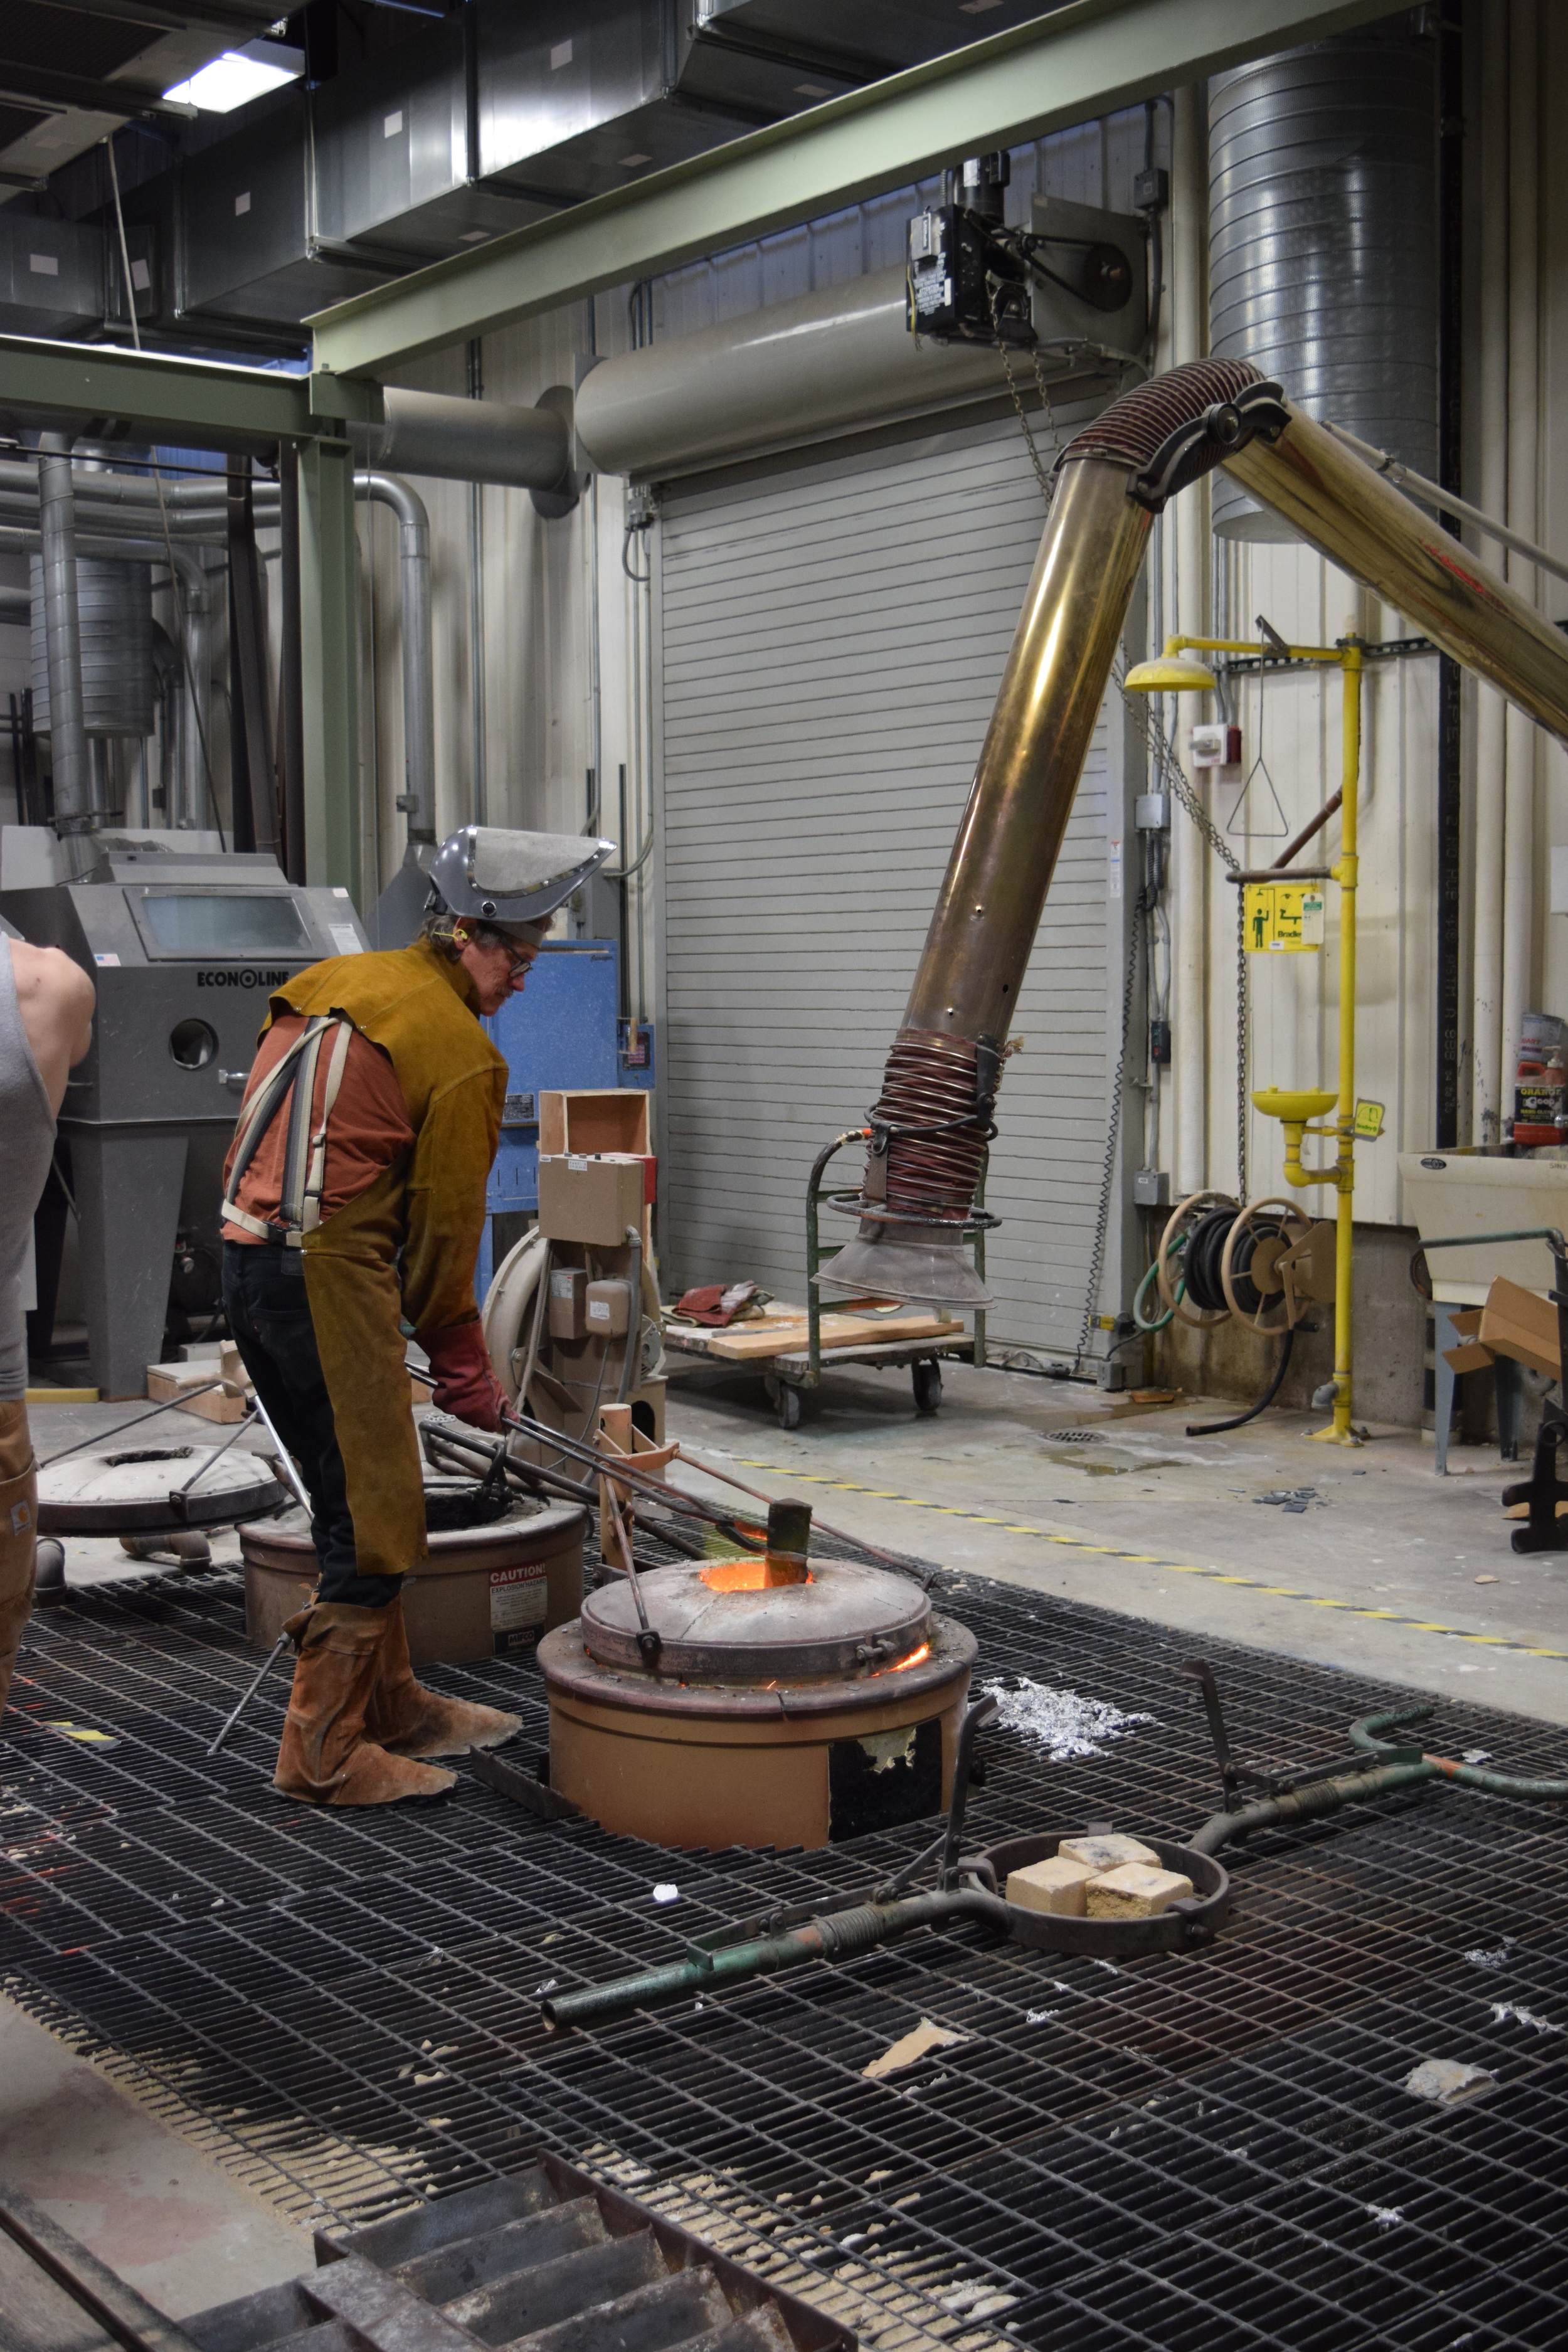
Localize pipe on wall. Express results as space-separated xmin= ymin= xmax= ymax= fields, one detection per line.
xmin=35 ymin=433 xmax=93 ymax=871
xmin=0 ymin=522 xmax=215 ymax=834
xmin=1167 ymin=83 xmax=1210 ymax=1199
xmin=355 ymin=472 xmax=435 ymax=846
xmin=348 ymin=387 xmax=572 ymax=494
xmin=1501 ymin=0 xmax=1541 ymax=1150
xmin=573 ymin=266 xmax=1020 ymax=480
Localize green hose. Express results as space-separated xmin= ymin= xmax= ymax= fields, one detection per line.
xmin=541 ymin=1888 xmax=1010 ymax=2032
xmin=1350 ymin=1706 xmax=1568 ymax=1800
xmin=1194 ymin=1708 xmax=1568 ymax=1853
xmin=1133 ymin=1257 xmax=1180 ymax=1333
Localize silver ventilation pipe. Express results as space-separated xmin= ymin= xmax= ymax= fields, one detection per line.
xmin=355 ymin=472 xmax=435 ymax=845
xmin=1208 ymin=24 xmax=1438 ymax=540
xmin=347 ymin=387 xmax=573 ymax=494
xmin=0 ymin=523 xmax=215 ymax=834
xmin=35 ymin=432 xmax=94 ymax=872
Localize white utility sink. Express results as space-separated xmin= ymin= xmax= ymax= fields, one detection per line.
xmin=1399 ymin=1150 xmax=1568 ymax=1302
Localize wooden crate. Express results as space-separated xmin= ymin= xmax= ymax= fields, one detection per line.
xmin=539 ymin=1089 xmax=650 ymax=1158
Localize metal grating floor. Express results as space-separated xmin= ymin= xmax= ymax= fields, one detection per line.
xmin=3 ymin=1560 xmax=1568 ymax=2352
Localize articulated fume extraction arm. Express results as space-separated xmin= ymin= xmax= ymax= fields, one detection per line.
xmin=819 ymin=358 xmax=1568 ymax=1311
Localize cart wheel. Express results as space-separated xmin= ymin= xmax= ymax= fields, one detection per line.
xmin=913 ymin=1359 xmax=943 ymax=1416
xmin=774 ymin=1382 xmax=803 ymax=1430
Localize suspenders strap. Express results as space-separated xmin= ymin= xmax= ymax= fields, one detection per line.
xmin=221 ymin=1012 xmax=355 ymax=1245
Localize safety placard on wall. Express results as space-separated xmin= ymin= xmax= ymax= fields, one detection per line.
xmin=490 ymin=1561 xmax=548 ymax=1656
xmin=1244 ymin=882 xmax=1325 ymax=953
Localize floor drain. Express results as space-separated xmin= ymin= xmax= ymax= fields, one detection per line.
xmin=1051 ymin=1430 xmax=1104 ymax=1444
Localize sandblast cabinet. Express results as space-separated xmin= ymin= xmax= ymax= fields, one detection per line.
xmin=1 ymin=830 xmax=368 ymax=1396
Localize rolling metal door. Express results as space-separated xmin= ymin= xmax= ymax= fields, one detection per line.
xmin=655 ymin=415 xmax=1131 ymax=1357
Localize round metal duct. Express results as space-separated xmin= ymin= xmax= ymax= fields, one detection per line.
xmin=29 ymin=554 xmax=156 ymax=736
xmin=1209 ymin=24 xmax=1438 ymax=542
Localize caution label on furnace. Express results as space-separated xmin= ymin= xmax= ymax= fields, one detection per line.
xmin=490 ymin=1562 xmax=548 ymax=1656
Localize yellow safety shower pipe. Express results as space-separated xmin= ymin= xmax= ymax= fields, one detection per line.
xmin=1162 ymin=631 xmax=1364 ymax=1442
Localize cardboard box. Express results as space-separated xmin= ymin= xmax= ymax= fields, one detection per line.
xmin=1442 ymin=1306 xmax=1494 ymax=1377
xmin=1478 ymin=1276 xmax=1563 ymax=1380
xmin=538 ymin=1153 xmax=646 ymax=1247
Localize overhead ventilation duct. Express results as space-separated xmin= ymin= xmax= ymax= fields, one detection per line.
xmin=1208 ymin=22 xmax=1438 ymax=541
xmin=179 ymin=88 xmax=391 ymax=330
xmin=312 ymin=16 xmax=553 ymax=268
xmin=0 ymin=215 xmax=105 ymax=339
xmin=690 ymin=0 xmax=1070 ymax=91
xmin=475 ymin=0 xmax=763 ymax=208
xmin=29 ymin=558 xmax=154 ymax=741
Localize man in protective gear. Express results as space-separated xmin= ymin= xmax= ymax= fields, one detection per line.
xmin=221 ymin=826 xmax=613 ymax=1806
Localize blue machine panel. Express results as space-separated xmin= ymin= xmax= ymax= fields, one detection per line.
xmin=477 ymin=940 xmax=652 ymax=1296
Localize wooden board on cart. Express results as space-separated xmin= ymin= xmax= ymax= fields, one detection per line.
xmin=667 ymin=1303 xmax=963 ymax=1360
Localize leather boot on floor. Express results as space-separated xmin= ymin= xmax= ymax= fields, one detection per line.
xmin=273 ymin=1604 xmax=457 ymax=1805
xmin=365 ymin=1593 xmax=522 ymax=1759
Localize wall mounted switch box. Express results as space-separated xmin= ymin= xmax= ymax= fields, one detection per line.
xmin=585 ymin=1278 xmax=632 ymax=1337
xmin=1190 ymin=723 xmax=1242 ymax=768
xmin=548 ymin=1267 xmax=586 ymax=1340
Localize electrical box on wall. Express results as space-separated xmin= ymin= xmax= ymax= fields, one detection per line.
xmin=1190 ymin=723 xmax=1241 ymax=769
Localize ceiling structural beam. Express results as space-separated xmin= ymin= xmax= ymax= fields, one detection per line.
xmin=43 ymin=0 xmax=283 ymax=37
xmin=307 ymin=0 xmax=1398 ymax=382
xmin=0 ymin=61 xmax=196 ymax=119
xmin=0 ymin=333 xmax=382 ymax=455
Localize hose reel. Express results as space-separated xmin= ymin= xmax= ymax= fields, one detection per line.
xmin=1150 ymin=1190 xmax=1335 ymax=1335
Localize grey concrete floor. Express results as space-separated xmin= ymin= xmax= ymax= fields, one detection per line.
xmin=661 ymin=1353 xmax=1568 ymax=1735
xmin=0 ymin=1997 xmax=312 ymax=2321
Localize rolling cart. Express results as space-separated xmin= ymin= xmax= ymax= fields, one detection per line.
xmin=664 ymin=1128 xmax=988 ymax=1429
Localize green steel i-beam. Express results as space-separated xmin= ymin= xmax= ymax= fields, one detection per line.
xmin=297 ymin=436 xmax=360 ymax=903
xmin=306 ymin=0 xmax=1400 ymax=381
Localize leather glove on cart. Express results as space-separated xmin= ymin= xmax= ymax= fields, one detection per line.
xmin=425 ymin=1319 xmax=509 ymax=1431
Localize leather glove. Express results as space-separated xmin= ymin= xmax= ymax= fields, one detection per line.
xmin=423 ymin=1319 xmax=509 ymax=1433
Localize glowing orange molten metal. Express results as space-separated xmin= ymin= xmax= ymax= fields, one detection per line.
xmin=698 ymin=1559 xmax=815 ymax=1592
xmin=889 ymin=1641 xmax=931 ymax=1671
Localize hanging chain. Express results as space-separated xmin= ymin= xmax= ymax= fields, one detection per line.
xmin=989 ymin=279 xmax=1062 ymax=504
xmin=1124 ymin=687 xmax=1249 ymax=1199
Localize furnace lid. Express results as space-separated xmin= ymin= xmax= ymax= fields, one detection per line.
xmin=580 ymin=1557 xmax=931 ymax=1682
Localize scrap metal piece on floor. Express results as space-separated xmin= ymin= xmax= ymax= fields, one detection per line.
xmin=181 ymin=2158 xmax=852 ymax=2352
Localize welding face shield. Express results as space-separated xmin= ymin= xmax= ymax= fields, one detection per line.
xmin=425 ymin=825 xmax=616 ymax=942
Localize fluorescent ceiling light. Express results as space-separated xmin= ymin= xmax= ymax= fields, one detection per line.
xmin=165 ymin=41 xmax=300 ymax=112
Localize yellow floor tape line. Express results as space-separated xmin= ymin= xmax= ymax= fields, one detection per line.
xmin=704 ymin=1454 xmax=1568 ymax=1666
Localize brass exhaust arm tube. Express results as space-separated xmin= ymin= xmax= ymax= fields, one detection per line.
xmin=822 ymin=358 xmax=1274 ymax=1310
xmin=824 ymin=356 xmax=1568 ymax=1313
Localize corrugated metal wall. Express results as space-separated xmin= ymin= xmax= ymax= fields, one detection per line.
xmin=655 ymin=415 xmax=1133 ymax=1355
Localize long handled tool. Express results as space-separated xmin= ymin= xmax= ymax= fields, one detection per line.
xmin=204 ymin=1391 xmax=313 ymax=1756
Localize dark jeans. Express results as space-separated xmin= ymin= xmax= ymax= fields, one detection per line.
xmin=223 ymin=1241 xmax=401 ymax=1609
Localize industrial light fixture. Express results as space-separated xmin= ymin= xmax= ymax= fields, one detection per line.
xmin=1123 ymin=654 xmax=1220 ymax=693
xmin=164 ymin=40 xmax=301 ymax=112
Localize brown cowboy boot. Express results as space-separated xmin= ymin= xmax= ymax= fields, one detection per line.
xmin=365 ymin=1592 xmax=522 ymax=1760
xmin=273 ymin=1604 xmax=457 ymax=1804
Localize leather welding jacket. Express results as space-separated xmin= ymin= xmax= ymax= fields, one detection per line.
xmin=224 ymin=938 xmax=506 ymax=1585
